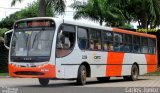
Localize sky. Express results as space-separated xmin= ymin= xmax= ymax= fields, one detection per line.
xmin=0 ymin=0 xmax=74 ymax=20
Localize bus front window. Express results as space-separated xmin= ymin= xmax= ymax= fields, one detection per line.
xmin=11 ymin=30 xmax=54 ymax=57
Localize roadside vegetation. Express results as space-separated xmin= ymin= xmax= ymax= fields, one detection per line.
xmin=145 ymin=71 xmax=160 ymax=75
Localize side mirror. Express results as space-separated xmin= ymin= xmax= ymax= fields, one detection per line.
xmin=4 ymin=30 xmax=13 ymax=50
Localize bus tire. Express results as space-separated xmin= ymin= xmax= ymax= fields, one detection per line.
xmin=97 ymin=77 xmax=110 ymax=82
xmin=77 ymin=65 xmax=87 ymax=85
xmin=124 ymin=64 xmax=139 ymax=81
xmin=38 ymin=78 xmax=49 ymax=86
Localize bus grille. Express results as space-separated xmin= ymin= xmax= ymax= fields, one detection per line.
xmin=14 ymin=71 xmax=44 ymax=75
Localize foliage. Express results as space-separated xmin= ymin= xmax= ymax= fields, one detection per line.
xmin=109 ymin=0 xmax=160 ymax=29
xmin=0 ymin=28 xmax=9 ymax=42
xmin=0 ymin=1 xmax=53 ymax=29
xmin=11 ymin=0 xmax=23 ymax=6
xmin=12 ymin=0 xmax=66 ymax=16
xmin=72 ymin=0 xmax=160 ymax=29
xmin=46 ymin=0 xmax=66 ymax=15
xmin=71 ymin=0 xmax=126 ymax=26
xmin=119 ymin=24 xmax=134 ymax=29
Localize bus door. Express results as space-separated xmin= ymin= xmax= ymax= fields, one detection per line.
xmin=55 ymin=24 xmax=76 ymax=77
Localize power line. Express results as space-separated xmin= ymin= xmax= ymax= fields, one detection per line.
xmin=0 ymin=7 xmax=21 ymax=10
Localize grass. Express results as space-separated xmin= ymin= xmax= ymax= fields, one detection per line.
xmin=0 ymin=73 xmax=9 ymax=76
xmin=145 ymin=71 xmax=160 ymax=75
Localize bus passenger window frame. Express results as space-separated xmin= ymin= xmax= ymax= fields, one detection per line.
xmin=56 ymin=24 xmax=76 ymax=58
xmin=89 ymin=28 xmax=102 ymax=51
xmin=77 ymin=27 xmax=89 ymax=50
xmin=102 ymin=31 xmax=113 ymax=51
xmin=148 ymin=38 xmax=156 ymax=54
xmin=113 ymin=33 xmax=123 ymax=52
xmin=133 ymin=35 xmax=141 ymax=53
xmin=123 ymin=34 xmax=133 ymax=53
xmin=141 ymin=37 xmax=149 ymax=54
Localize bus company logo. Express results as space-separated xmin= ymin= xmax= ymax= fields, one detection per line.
xmin=94 ymin=56 xmax=101 ymax=59
xmin=93 ymin=52 xmax=101 ymax=60
xmin=1 ymin=87 xmax=18 ymax=93
xmin=23 ymin=58 xmax=32 ymax=61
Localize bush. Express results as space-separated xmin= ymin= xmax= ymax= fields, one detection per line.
xmin=0 ymin=28 xmax=9 ymax=42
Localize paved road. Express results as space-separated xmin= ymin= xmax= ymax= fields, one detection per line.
xmin=0 ymin=76 xmax=160 ymax=93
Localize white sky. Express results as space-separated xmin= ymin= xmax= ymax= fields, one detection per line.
xmin=0 ymin=0 xmax=74 ymax=21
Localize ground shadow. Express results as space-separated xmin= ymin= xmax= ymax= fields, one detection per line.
xmin=15 ymin=78 xmax=149 ymax=88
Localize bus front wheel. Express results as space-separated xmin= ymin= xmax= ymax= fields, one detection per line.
xmin=38 ymin=78 xmax=49 ymax=86
xmin=77 ymin=65 xmax=87 ymax=85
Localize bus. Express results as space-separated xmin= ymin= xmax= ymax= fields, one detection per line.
xmin=4 ymin=17 xmax=157 ymax=86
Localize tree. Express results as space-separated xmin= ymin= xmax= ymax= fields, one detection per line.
xmin=11 ymin=0 xmax=66 ymax=16
xmin=71 ymin=0 xmax=125 ymax=26
xmin=110 ymin=0 xmax=160 ymax=29
xmin=0 ymin=28 xmax=9 ymax=42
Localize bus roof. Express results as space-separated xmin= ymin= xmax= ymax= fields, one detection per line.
xmin=113 ymin=28 xmax=156 ymax=39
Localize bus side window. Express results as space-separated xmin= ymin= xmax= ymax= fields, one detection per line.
xmin=141 ymin=37 xmax=148 ymax=53
xmin=133 ymin=36 xmax=141 ymax=53
xmin=89 ymin=29 xmax=102 ymax=50
xmin=78 ymin=27 xmax=88 ymax=50
xmin=102 ymin=31 xmax=113 ymax=51
xmin=148 ymin=38 xmax=156 ymax=54
xmin=123 ymin=34 xmax=132 ymax=52
xmin=56 ymin=25 xmax=75 ymax=57
xmin=113 ymin=33 xmax=123 ymax=52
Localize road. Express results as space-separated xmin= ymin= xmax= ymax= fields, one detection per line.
xmin=0 ymin=76 xmax=160 ymax=93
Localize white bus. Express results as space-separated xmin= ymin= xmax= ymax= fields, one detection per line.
xmin=4 ymin=17 xmax=157 ymax=86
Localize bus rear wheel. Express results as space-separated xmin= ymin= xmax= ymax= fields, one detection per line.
xmin=38 ymin=78 xmax=49 ymax=86
xmin=124 ymin=64 xmax=139 ymax=81
xmin=77 ymin=65 xmax=87 ymax=85
xmin=97 ymin=77 xmax=110 ymax=82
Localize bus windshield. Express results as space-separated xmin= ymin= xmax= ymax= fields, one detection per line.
xmin=11 ymin=19 xmax=55 ymax=58
xmin=11 ymin=29 xmax=54 ymax=57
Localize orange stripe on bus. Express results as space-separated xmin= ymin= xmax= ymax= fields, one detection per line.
xmin=145 ymin=54 xmax=158 ymax=73
xmin=9 ymin=63 xmax=56 ymax=78
xmin=106 ymin=52 xmax=125 ymax=76
xmin=113 ymin=28 xmax=156 ymax=38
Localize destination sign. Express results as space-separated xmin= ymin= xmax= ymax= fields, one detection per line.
xmin=15 ymin=20 xmax=55 ymax=28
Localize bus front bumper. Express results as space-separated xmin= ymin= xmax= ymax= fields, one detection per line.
xmin=8 ymin=63 xmax=56 ymax=78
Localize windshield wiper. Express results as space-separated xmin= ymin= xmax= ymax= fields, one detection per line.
xmin=31 ymin=30 xmax=43 ymax=48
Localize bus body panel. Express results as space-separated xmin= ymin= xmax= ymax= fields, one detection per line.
xmin=8 ymin=17 xmax=158 ymax=79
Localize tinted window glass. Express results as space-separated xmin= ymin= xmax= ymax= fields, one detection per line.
xmin=78 ymin=27 xmax=88 ymax=49
xmin=114 ymin=33 xmax=122 ymax=43
xmin=89 ymin=29 xmax=102 ymax=50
